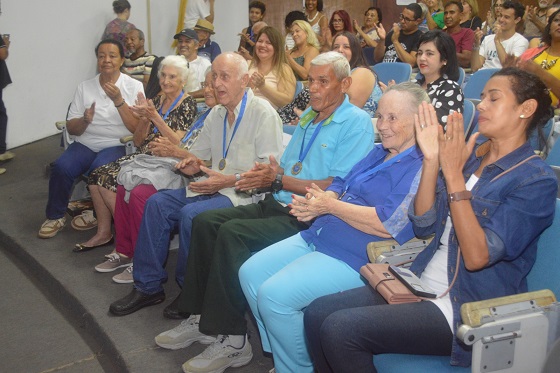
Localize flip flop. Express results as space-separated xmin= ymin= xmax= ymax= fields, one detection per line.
xmin=73 ymin=236 xmax=114 ymax=253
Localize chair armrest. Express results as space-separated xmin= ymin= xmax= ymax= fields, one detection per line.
xmin=120 ymin=135 xmax=134 ymax=144
xmin=367 ymin=236 xmax=433 ymax=267
xmin=55 ymin=121 xmax=67 ymax=131
xmin=459 ymin=289 xmax=557 ymax=328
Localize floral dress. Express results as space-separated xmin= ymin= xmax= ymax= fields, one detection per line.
xmin=88 ymin=95 xmax=197 ymax=192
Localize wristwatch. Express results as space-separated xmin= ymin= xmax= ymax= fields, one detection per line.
xmin=448 ymin=190 xmax=472 ymax=203
xmin=271 ymin=174 xmax=283 ymax=193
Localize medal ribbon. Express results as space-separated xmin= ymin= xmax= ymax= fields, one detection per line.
xmin=296 ymin=112 xmax=334 ymax=166
xmin=181 ymin=108 xmax=211 ymax=145
xmin=339 ymin=146 xmax=416 ymax=199
xmin=154 ymin=91 xmax=184 ymax=134
xmin=222 ymin=91 xmax=248 ymax=162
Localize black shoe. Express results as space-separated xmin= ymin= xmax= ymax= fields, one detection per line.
xmin=109 ymin=288 xmax=165 ymax=316
xmin=163 ymin=294 xmax=191 ymax=319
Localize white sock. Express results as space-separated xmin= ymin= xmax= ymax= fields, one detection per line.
xmin=227 ymin=334 xmax=246 ymax=349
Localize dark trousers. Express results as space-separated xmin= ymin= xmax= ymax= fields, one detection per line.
xmin=304 ymin=286 xmax=453 ymax=373
xmin=0 ymin=89 xmax=7 ymax=154
xmin=178 ymin=195 xmax=308 ymax=336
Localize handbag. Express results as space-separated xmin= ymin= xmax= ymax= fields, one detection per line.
xmin=360 ymin=263 xmax=421 ymax=304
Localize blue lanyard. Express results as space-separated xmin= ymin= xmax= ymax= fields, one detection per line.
xmin=222 ymin=91 xmax=248 ymax=160
xmin=181 ymin=108 xmax=211 ymax=146
xmin=340 ymin=146 xmax=416 ymax=199
xmin=154 ymin=91 xmax=184 ymax=133
xmin=297 ymin=112 xmax=333 ymax=164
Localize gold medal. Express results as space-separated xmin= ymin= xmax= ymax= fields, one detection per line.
xmin=219 ymin=158 xmax=226 ymax=170
xmin=291 ymin=161 xmax=303 ymax=175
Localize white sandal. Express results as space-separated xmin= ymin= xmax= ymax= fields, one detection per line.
xmin=71 ymin=210 xmax=98 ymax=231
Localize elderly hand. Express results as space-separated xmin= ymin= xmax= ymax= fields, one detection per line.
xmin=175 ymin=154 xmax=202 ymax=175
xmin=290 ymin=183 xmax=337 ymax=222
xmin=516 ymin=58 xmax=541 ymax=74
xmin=83 ymin=102 xmax=96 ymax=124
xmin=415 ymin=102 xmax=441 ymax=162
xmin=353 ymin=19 xmax=360 ymax=32
xmin=149 ymin=137 xmax=180 ymax=157
xmin=236 ymin=155 xmax=280 ymax=191
xmin=236 ymin=46 xmax=252 ymax=60
xmin=439 ymin=111 xmax=478 ymax=183
xmin=189 ymin=166 xmax=231 ymax=194
xmin=102 ymin=82 xmax=123 ymax=103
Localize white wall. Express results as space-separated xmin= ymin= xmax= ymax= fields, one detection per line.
xmin=1 ymin=0 xmax=247 ymax=150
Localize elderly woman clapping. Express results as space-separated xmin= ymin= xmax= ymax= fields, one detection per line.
xmin=71 ymin=55 xmax=198 ymax=254
xmin=238 ymin=82 xmax=429 ymax=373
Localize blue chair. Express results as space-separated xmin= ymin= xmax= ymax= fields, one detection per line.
xmin=463 ymin=68 xmax=499 ymax=100
xmin=372 ymin=62 xmax=412 ymax=85
xmin=456 ymin=67 xmax=465 ymax=87
xmin=462 ymin=99 xmax=475 ymax=138
xmin=375 ymin=199 xmax=560 ymax=372
xmin=546 ymin=137 xmax=560 ymax=166
xmin=294 ymin=80 xmax=304 ymax=99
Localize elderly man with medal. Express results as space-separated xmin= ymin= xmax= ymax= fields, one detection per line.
xmin=148 ymin=52 xmax=374 ymax=373
xmin=109 ymin=52 xmax=284 ymax=316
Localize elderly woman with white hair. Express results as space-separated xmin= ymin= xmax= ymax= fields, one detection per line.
xmin=238 ymin=82 xmax=430 ymax=373
xmin=72 ymin=55 xmax=197 ymax=253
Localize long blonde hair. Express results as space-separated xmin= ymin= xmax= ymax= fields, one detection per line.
xmin=291 ymin=20 xmax=320 ymax=50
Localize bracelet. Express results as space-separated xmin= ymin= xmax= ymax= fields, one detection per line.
xmin=115 ymin=100 xmax=126 ymax=108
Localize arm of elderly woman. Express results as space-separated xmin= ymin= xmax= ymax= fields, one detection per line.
xmin=291 ymin=182 xmax=391 ymax=237
xmin=251 ymin=65 xmax=297 ymax=108
xmin=102 ymin=81 xmax=140 ymax=133
xmin=414 ymin=102 xmax=487 ymax=270
xmin=347 ymin=68 xmax=376 ymax=108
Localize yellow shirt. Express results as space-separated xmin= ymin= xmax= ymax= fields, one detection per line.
xmin=533 ymin=52 xmax=560 ymax=107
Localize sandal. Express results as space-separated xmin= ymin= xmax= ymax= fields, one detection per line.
xmin=73 ymin=236 xmax=114 ymax=253
xmin=71 ymin=210 xmax=98 ymax=231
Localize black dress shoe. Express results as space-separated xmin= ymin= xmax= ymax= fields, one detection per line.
xmin=163 ymin=294 xmax=191 ymax=319
xmin=109 ymin=288 xmax=165 ymax=316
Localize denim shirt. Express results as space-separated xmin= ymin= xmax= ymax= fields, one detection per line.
xmin=408 ymin=141 xmax=557 ymax=367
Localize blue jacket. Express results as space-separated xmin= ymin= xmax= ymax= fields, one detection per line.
xmin=409 ymin=141 xmax=557 ymax=366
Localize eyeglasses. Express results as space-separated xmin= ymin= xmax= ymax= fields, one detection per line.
xmin=399 ymin=13 xmax=416 ymax=22
xmin=493 ymin=3 xmax=503 ymax=8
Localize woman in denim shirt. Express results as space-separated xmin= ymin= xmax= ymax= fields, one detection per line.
xmin=303 ymin=68 xmax=557 ymax=372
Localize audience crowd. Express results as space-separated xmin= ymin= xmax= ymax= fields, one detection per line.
xmin=22 ymin=1 xmax=560 ymax=373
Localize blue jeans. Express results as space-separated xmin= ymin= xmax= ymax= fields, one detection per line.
xmin=304 ymin=286 xmax=453 ymax=373
xmin=46 ymin=142 xmax=125 ymax=219
xmin=132 ymin=188 xmax=233 ymax=294
xmin=238 ymin=233 xmax=365 ymax=373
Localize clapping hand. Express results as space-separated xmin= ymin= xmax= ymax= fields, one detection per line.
xmin=236 ymin=155 xmax=279 ymax=191
xmin=438 ymin=111 xmax=478 ymax=180
xmin=188 ymin=166 xmax=231 ymax=194
xmin=290 ymin=183 xmax=336 ymax=222
xmin=102 ymin=81 xmax=123 ymax=103
xmin=83 ymin=102 xmax=96 ymax=124
xmin=175 ymin=154 xmax=203 ymax=175
xmin=414 ymin=102 xmax=441 ymax=163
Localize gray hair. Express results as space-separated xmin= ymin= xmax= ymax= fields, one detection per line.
xmin=158 ymin=55 xmax=190 ymax=84
xmin=310 ymin=51 xmax=351 ymax=81
xmin=418 ymin=2 xmax=429 ymax=19
xmin=385 ymin=82 xmax=430 ymax=114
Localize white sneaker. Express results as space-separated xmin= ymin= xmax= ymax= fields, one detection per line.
xmin=155 ymin=315 xmax=216 ymax=350
xmin=182 ymin=334 xmax=253 ymax=373
xmin=38 ymin=217 xmax=66 ymax=238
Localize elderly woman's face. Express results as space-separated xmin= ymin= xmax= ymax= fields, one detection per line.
xmin=376 ymin=90 xmax=417 ymax=154
xmin=97 ymin=43 xmax=123 ymax=76
xmin=159 ymin=65 xmax=184 ymax=96
xmin=202 ymin=73 xmax=217 ymax=108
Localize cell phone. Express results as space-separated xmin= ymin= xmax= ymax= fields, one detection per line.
xmin=389 ymin=265 xmax=437 ymax=298
xmin=3 ymin=34 xmax=9 ymax=41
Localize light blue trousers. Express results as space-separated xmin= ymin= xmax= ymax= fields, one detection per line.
xmin=239 ymin=233 xmax=366 ymax=373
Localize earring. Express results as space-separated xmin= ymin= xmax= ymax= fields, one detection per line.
xmin=520 ymin=114 xmax=525 ymax=119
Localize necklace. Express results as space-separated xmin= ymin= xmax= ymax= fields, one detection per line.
xmin=541 ymin=50 xmax=559 ymax=70
xmin=307 ymin=11 xmax=319 ymax=23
